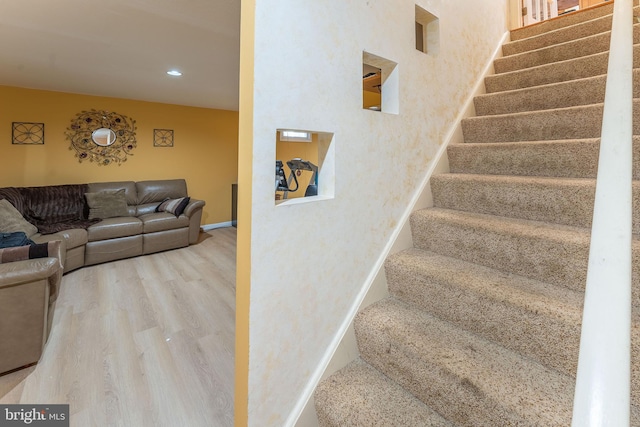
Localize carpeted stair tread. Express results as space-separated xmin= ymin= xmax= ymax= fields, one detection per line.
xmin=355 ymin=297 xmax=575 ymax=426
xmin=495 ymin=24 xmax=640 ymax=74
xmin=462 ymin=100 xmax=640 ymax=143
xmin=503 ymin=12 xmax=615 ymax=56
xmin=431 ymin=173 xmax=640 ymax=232
xmin=385 ymin=248 xmax=583 ymax=377
xmin=510 ymin=2 xmax=615 ymax=41
xmin=385 ymin=249 xmax=640 ymax=407
xmin=314 ymin=359 xmax=454 ymax=427
xmin=485 ymin=44 xmax=640 ymax=93
xmin=475 ymin=70 xmax=640 ymax=116
xmin=411 ymin=207 xmax=591 ymax=291
xmin=447 ymin=137 xmax=640 ymax=179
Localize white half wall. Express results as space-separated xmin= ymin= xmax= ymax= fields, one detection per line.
xmin=243 ymin=1 xmax=509 ymax=425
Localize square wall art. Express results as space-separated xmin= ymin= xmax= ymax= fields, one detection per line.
xmin=153 ymin=129 xmax=174 ymax=147
xmin=12 ymin=122 xmax=44 ymax=145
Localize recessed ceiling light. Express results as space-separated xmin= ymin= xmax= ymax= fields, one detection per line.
xmin=167 ymin=70 xmax=182 ymax=77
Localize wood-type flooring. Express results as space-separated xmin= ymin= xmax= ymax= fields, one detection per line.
xmin=0 ymin=227 xmax=236 ymax=427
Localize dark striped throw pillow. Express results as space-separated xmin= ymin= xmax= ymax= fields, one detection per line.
xmin=156 ymin=197 xmax=190 ymax=217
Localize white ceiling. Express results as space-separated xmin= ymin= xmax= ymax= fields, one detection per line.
xmin=0 ymin=0 xmax=241 ymax=110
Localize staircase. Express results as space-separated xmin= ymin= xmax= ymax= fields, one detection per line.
xmin=314 ymin=3 xmax=640 ymax=426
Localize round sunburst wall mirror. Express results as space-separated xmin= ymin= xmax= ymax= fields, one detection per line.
xmin=66 ymin=109 xmax=137 ymax=166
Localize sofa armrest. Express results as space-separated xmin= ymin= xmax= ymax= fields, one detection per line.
xmin=0 ymin=258 xmax=60 ymax=289
xmin=184 ymin=198 xmax=205 ymax=244
xmin=183 ymin=198 xmax=205 ymax=217
xmin=0 ymin=240 xmax=64 ymax=303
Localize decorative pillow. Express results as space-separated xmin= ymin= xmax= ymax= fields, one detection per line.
xmin=156 ymin=197 xmax=190 ymax=217
xmin=85 ymin=189 xmax=129 ymax=220
xmin=0 ymin=199 xmax=38 ymax=237
xmin=0 ymin=240 xmax=60 ymax=264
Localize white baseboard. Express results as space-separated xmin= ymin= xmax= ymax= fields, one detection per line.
xmin=202 ymin=221 xmax=234 ymax=231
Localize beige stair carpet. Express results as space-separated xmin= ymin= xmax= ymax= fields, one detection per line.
xmin=314 ymin=4 xmax=640 ymax=426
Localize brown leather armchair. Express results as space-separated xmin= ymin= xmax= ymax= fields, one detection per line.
xmin=0 ymin=241 xmax=63 ymax=374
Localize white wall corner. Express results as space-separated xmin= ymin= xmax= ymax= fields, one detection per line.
xmin=290 ymin=29 xmax=510 ymax=427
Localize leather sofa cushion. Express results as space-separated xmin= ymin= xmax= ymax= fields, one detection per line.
xmin=32 ymin=228 xmax=87 ymax=250
xmin=136 ymin=179 xmax=187 ymax=205
xmin=87 ymin=217 xmax=143 ymax=242
xmin=139 ymin=212 xmax=189 ymax=234
xmin=136 ymin=203 xmax=161 ymax=216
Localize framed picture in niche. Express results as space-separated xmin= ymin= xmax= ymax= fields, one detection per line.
xmin=154 ymin=129 xmax=174 ymax=147
xmin=12 ymin=122 xmax=45 ymax=145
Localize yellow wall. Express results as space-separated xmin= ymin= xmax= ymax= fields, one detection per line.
xmin=236 ymin=0 xmax=255 ymax=423
xmin=0 ymin=85 xmax=238 ymax=225
xmin=363 ymin=90 xmax=381 ymax=110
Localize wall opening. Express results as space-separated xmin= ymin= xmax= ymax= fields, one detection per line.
xmin=362 ymin=52 xmax=399 ymax=115
xmin=275 ymin=129 xmax=335 ymax=204
xmin=415 ymin=5 xmax=439 ymax=55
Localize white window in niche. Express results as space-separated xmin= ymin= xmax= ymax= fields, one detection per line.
xmin=279 ymin=130 xmax=312 ymax=142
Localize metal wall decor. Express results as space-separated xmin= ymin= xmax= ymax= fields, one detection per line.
xmin=65 ymin=109 xmax=137 ymax=166
xmin=12 ymin=122 xmax=45 ymax=145
xmin=153 ymin=129 xmax=174 ymax=147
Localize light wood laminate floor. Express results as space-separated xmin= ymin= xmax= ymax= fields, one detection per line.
xmin=0 ymin=227 xmax=236 ymax=427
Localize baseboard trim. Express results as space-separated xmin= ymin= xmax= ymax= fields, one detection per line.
xmin=288 ymin=29 xmax=512 ymax=427
xmin=202 ymin=221 xmax=234 ymax=231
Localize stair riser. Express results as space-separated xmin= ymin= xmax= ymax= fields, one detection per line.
xmin=314 ymin=360 xmax=452 ymax=427
xmin=510 ymin=2 xmax=614 ymax=41
xmin=503 ymin=13 xmax=614 ymax=56
xmin=477 ymin=74 xmax=603 ymax=116
xmin=431 ymin=175 xmax=640 ymax=233
xmin=495 ymin=25 xmax=640 ymax=74
xmin=410 ymin=209 xmax=640 ymax=292
xmin=356 ymin=328 xmax=530 ymax=426
xmin=447 ymin=138 xmax=640 ymax=179
xmin=476 ymin=70 xmax=640 ymax=116
xmin=355 ymin=300 xmax=574 ymax=426
xmin=485 ymin=45 xmax=640 ymax=93
xmin=462 ymin=101 xmax=640 ymax=144
xmin=385 ymin=253 xmax=581 ymax=378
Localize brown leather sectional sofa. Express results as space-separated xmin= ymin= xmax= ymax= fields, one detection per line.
xmin=29 ymin=179 xmax=205 ymax=272
xmin=0 ymin=178 xmax=205 ymax=374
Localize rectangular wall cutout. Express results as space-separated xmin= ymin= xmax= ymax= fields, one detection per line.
xmin=362 ymin=52 xmax=399 ymax=115
xmin=415 ymin=5 xmax=439 ymax=55
xmin=275 ymin=129 xmax=335 ymax=204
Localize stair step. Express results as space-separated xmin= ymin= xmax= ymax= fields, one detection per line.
xmin=355 ymin=298 xmax=575 ymax=426
xmin=503 ymin=12 xmax=615 ymax=56
xmin=385 ymin=248 xmax=583 ymax=378
xmin=411 ymin=207 xmax=640 ymax=297
xmin=485 ymin=44 xmax=640 ymax=93
xmin=475 ymin=70 xmax=640 ymax=116
xmin=431 ymin=173 xmax=640 ymax=232
xmin=431 ymin=173 xmax=596 ymax=229
xmin=462 ymin=100 xmax=640 ymax=143
xmin=510 ymin=2 xmax=614 ymax=41
xmin=495 ymin=24 xmax=640 ymax=74
xmin=314 ymin=359 xmax=454 ymax=427
xmin=411 ymin=207 xmax=596 ymax=290
xmin=447 ymin=137 xmax=640 ymax=179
